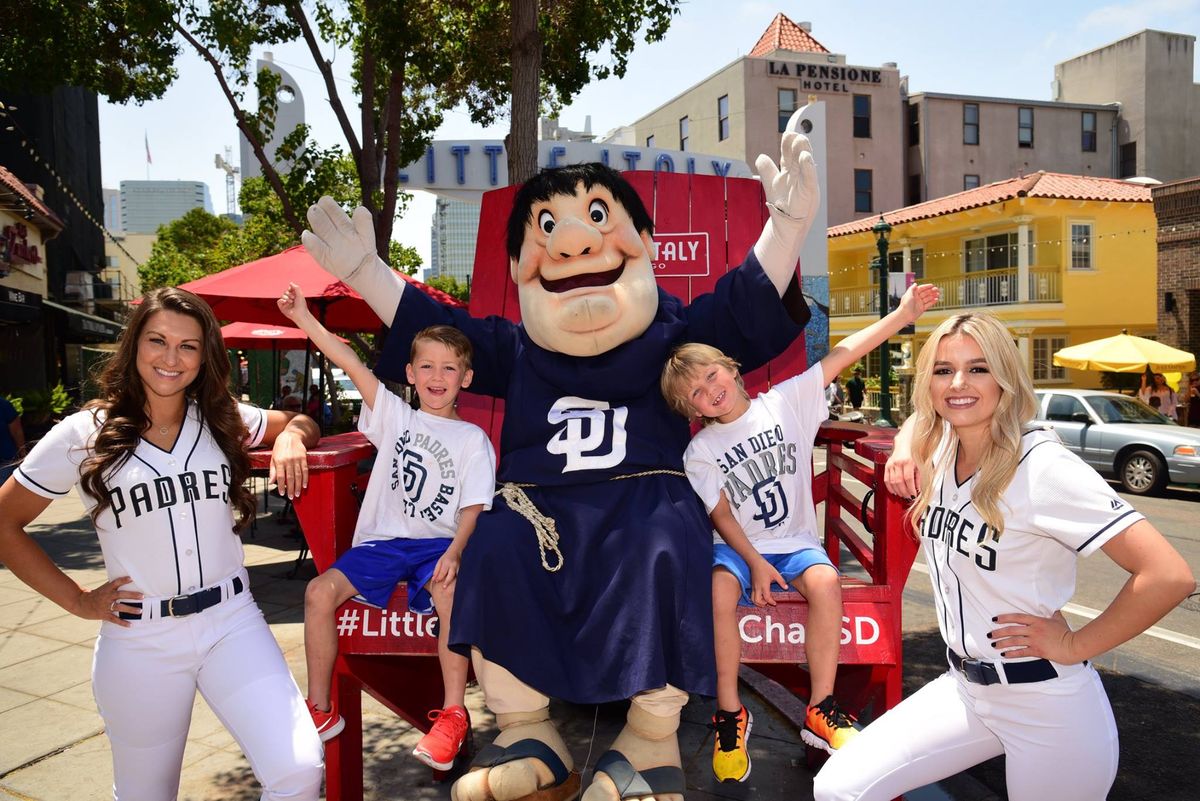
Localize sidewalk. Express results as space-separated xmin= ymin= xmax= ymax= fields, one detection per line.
xmin=0 ymin=487 xmax=988 ymax=801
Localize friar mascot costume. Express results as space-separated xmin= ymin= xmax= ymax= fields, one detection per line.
xmin=301 ymin=124 xmax=819 ymax=801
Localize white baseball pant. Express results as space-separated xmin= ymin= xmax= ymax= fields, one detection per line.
xmin=92 ymin=591 xmax=324 ymax=800
xmin=814 ymin=666 xmax=1118 ymax=801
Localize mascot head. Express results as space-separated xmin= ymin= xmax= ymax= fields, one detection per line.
xmin=507 ymin=163 xmax=658 ymax=357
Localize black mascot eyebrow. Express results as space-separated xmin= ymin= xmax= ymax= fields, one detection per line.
xmin=506 ymin=162 xmax=655 ymax=260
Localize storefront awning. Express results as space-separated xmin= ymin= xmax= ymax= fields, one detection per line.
xmin=0 ymin=285 xmax=43 ymax=323
xmin=42 ymin=299 xmax=123 ymax=342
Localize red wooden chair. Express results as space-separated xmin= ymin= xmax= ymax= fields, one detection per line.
xmin=257 ymin=173 xmax=917 ymax=800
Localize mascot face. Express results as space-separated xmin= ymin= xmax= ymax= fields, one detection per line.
xmin=511 ymin=183 xmax=658 ymax=356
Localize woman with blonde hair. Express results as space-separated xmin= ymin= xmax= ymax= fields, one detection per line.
xmin=0 ymin=287 xmax=325 ymax=799
xmin=814 ymin=312 xmax=1194 ymax=801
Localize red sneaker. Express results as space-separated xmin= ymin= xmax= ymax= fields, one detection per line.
xmin=307 ymin=698 xmax=345 ymax=742
xmin=413 ymin=705 xmax=470 ymax=769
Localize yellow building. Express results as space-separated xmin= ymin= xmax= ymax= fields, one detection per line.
xmin=827 ymin=172 xmax=1156 ymax=390
xmin=102 ymin=232 xmax=154 ymax=306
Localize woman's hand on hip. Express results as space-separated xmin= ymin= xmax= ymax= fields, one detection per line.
xmin=75 ymin=576 xmax=143 ymax=629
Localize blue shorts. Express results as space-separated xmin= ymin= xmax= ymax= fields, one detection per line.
xmin=712 ymin=543 xmax=836 ymax=607
xmin=330 ymin=537 xmax=452 ymax=613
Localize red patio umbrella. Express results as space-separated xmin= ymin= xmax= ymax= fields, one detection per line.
xmin=180 ymin=245 xmax=463 ymax=332
xmin=221 ymin=321 xmax=331 ymax=349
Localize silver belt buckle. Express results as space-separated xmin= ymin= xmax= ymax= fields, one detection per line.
xmin=167 ymin=594 xmax=193 ymax=617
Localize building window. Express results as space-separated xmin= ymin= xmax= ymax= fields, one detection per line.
xmin=910 ymin=247 xmax=925 ymax=280
xmin=853 ymin=94 xmax=871 ymax=138
xmin=964 ymin=237 xmax=987 ymax=272
xmin=1018 ymin=107 xmax=1034 ymax=148
xmin=964 ymin=174 xmax=981 ymax=190
xmin=963 ymin=103 xmax=979 ymax=145
xmin=908 ymin=102 xmax=920 ymax=147
xmin=965 ymin=232 xmax=1028 ymax=272
xmin=679 ymin=116 xmax=689 ymax=151
xmin=1070 ymin=222 xmax=1093 ymax=270
xmin=646 ymin=134 xmax=655 ymax=148
xmin=1120 ymin=142 xmax=1137 ymax=177
xmin=1081 ymin=111 xmax=1097 ymax=152
xmin=854 ymin=169 xmax=873 ymax=213
xmin=718 ymin=95 xmax=730 ymax=141
xmin=778 ymin=89 xmax=796 ymax=133
xmin=1033 ymin=337 xmax=1068 ymax=382
xmin=907 ymin=173 xmax=921 ymax=205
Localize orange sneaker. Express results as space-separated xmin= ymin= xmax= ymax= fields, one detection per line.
xmin=802 ymin=695 xmax=860 ymax=754
xmin=413 ymin=705 xmax=470 ymax=769
xmin=307 ymin=698 xmax=345 ymax=742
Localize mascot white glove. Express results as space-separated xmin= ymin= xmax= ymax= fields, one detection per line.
xmin=302 ymin=196 xmax=405 ymax=325
xmin=752 ymin=128 xmax=820 ymax=295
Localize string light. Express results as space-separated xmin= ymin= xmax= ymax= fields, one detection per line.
xmin=825 ymin=228 xmax=1157 ymax=279
xmin=0 ymin=98 xmax=142 ymax=270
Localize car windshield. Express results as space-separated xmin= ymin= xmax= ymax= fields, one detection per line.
xmin=1085 ymin=395 xmax=1174 ymax=425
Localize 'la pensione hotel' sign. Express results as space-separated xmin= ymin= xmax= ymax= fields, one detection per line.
xmin=767 ymin=61 xmax=886 ymax=94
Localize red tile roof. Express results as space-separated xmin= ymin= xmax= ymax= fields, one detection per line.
xmin=750 ymin=13 xmax=830 ymax=57
xmin=0 ymin=165 xmax=64 ymax=231
xmin=828 ymin=171 xmax=1151 ymax=237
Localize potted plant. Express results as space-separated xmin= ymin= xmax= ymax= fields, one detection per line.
xmin=18 ymin=383 xmax=71 ymax=442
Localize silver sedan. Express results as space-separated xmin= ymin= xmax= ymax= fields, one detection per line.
xmin=1034 ymin=389 xmax=1200 ymax=495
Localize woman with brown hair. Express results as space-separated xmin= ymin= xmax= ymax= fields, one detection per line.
xmin=0 ymin=288 xmax=324 ymax=799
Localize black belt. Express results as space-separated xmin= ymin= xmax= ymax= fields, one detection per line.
xmin=946 ymin=646 xmax=1063 ymax=685
xmin=119 ymin=576 xmax=245 ymax=621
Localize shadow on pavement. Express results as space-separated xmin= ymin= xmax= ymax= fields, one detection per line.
xmin=901 ymin=629 xmax=1200 ymax=801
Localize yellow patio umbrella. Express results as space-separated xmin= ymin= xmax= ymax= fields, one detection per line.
xmin=1052 ymin=330 xmax=1196 ymax=373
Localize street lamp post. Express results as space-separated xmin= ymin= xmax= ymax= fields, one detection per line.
xmin=873 ymin=214 xmax=894 ymax=427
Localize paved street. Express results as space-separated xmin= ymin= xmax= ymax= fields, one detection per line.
xmin=0 ymin=462 xmax=1197 ymax=799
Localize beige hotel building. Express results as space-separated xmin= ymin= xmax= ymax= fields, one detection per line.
xmin=632 ymin=15 xmax=1199 ymax=226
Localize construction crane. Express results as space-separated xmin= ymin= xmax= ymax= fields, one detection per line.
xmin=214 ymin=146 xmax=239 ymax=216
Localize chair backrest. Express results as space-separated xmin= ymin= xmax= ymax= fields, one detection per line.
xmin=456 ymin=171 xmax=809 ymax=446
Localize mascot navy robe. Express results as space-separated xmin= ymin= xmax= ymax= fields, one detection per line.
xmin=376 ymin=252 xmax=807 ymax=703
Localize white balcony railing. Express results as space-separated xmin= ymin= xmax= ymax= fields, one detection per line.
xmin=830 ymin=266 xmax=1062 ymax=317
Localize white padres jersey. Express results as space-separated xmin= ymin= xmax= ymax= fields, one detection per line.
xmin=16 ymin=402 xmax=267 ymax=599
xmin=684 ymin=363 xmax=827 ymax=554
xmin=920 ymin=427 xmax=1143 ymax=662
xmin=353 ymin=385 xmax=495 ymax=547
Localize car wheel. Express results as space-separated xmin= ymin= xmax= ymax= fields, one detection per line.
xmin=1119 ymin=449 xmax=1166 ymax=495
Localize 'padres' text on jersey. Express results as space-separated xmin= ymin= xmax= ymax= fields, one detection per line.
xmin=685 ymin=364 xmax=827 ymax=554
xmin=920 ymin=427 xmax=1143 ymax=662
xmin=15 ymin=402 xmax=268 ymax=599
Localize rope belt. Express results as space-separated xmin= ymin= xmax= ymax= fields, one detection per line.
xmin=497 ymin=469 xmax=687 ymax=573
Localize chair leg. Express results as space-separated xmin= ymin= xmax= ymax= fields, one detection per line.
xmin=289 ymin=545 xmax=310 ymax=579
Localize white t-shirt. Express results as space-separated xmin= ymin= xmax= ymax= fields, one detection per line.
xmin=684 ymin=363 xmax=827 ymax=554
xmin=16 ymin=401 xmax=267 ymax=598
xmin=1137 ymin=386 xmax=1177 ymax=419
xmin=354 ymin=386 xmax=496 ymax=547
xmin=920 ymin=427 xmax=1144 ymax=662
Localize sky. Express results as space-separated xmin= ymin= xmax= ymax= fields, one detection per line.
xmin=98 ymin=0 xmax=1200 ymax=275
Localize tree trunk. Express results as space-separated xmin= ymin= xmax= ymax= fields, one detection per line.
xmin=508 ymin=0 xmax=541 ymax=185
xmin=378 ymin=54 xmax=406 ymax=261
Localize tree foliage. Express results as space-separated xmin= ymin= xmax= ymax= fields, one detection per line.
xmin=425 ymin=274 xmax=470 ymax=302
xmin=3 ymin=0 xmax=680 ymax=268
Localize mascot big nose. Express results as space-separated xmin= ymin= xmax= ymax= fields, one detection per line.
xmin=302 ymin=120 xmax=819 ymax=801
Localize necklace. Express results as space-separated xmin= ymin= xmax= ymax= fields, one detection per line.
xmin=158 ymin=423 xmax=170 ymax=435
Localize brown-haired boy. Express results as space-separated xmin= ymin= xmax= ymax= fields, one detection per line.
xmin=279 ymin=283 xmax=495 ymax=769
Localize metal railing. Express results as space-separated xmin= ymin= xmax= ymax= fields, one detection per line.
xmin=830 ymin=266 xmax=1062 ymax=317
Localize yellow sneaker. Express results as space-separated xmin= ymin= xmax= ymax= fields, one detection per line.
xmin=710 ymin=706 xmax=752 ymax=782
xmin=802 ymin=695 xmax=860 ymax=754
